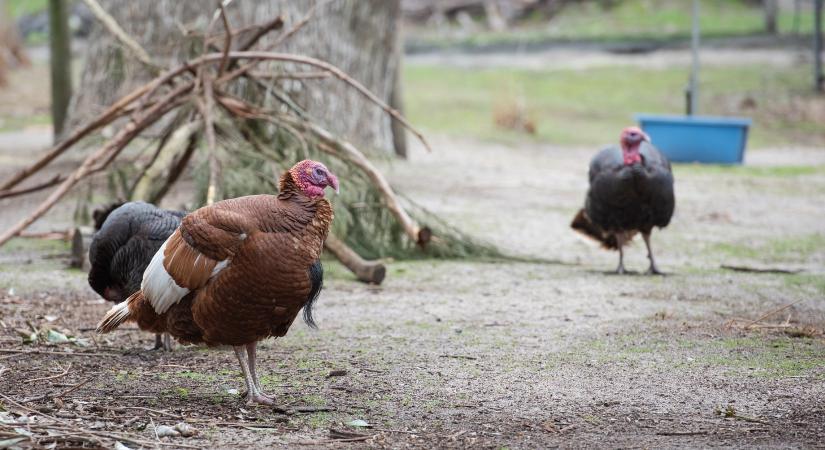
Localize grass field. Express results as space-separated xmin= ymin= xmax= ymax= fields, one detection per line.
xmin=403 ymin=62 xmax=824 ymax=149
xmin=407 ymin=0 xmax=818 ymax=48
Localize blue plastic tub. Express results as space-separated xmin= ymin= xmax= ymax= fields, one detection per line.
xmin=635 ymin=114 xmax=752 ymax=164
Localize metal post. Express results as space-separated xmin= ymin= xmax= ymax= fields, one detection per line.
xmin=815 ymin=0 xmax=823 ymax=92
xmin=688 ymin=0 xmax=700 ymax=115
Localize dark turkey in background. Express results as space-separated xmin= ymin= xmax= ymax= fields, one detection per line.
xmin=88 ymin=201 xmax=185 ymax=350
xmin=571 ymin=127 xmax=675 ymax=275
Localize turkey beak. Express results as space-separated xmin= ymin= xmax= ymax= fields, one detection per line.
xmin=328 ymin=173 xmax=340 ymax=195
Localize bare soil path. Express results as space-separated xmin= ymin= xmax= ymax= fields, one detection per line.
xmin=1 ymin=131 xmax=824 ymax=448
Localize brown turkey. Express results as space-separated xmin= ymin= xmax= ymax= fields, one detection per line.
xmin=88 ymin=201 xmax=185 ymax=351
xmin=571 ymin=127 xmax=675 ymax=275
xmin=97 ymin=160 xmax=338 ymax=405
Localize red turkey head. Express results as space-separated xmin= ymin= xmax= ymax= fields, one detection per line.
xmin=619 ymin=126 xmax=650 ymax=165
xmin=289 ymin=160 xmax=340 ymax=198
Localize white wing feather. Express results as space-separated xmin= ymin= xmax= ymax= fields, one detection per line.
xmin=141 ymin=238 xmax=190 ymax=314
xmin=141 ymin=235 xmax=231 ymax=315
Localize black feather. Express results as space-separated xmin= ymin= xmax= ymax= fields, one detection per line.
xmin=581 ymin=141 xmax=675 ymax=241
xmin=92 ymin=202 xmax=125 ymax=231
xmin=302 ymin=260 xmax=323 ymax=329
xmin=88 ymin=201 xmax=185 ymax=302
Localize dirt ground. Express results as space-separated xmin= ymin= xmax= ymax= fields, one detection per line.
xmin=0 ymin=42 xmax=824 ymax=448
xmin=1 ymin=126 xmax=824 ymax=448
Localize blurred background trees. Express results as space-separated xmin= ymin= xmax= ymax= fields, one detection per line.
xmin=0 ymin=0 xmax=29 ymax=86
xmin=67 ymin=0 xmax=405 ymax=155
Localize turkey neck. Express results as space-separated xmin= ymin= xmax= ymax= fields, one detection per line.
xmin=621 ymin=141 xmax=643 ymax=166
xmin=276 ymin=170 xmax=334 ymax=241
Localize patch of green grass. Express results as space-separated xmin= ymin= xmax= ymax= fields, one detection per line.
xmin=175 ymin=387 xmax=189 ymax=399
xmin=674 ymin=164 xmax=825 ymax=178
xmin=0 ymin=237 xmax=69 ymax=255
xmin=302 ymin=394 xmax=326 ymax=407
xmin=8 ymin=0 xmax=48 ymax=18
xmin=404 ymin=63 xmax=821 ymax=149
xmin=712 ymin=233 xmax=825 ymax=263
xmin=0 ymin=114 xmax=52 ymax=132
xmin=259 ymin=373 xmax=284 ymax=388
xmin=302 ymin=412 xmax=331 ymax=429
xmin=784 ymin=274 xmax=825 ymax=296
xmin=115 ymin=370 xmax=136 ymax=382
xmin=698 ymin=337 xmax=825 ymax=379
xmin=410 ymin=0 xmax=818 ymax=48
xmin=565 ymin=330 xmax=825 ymax=379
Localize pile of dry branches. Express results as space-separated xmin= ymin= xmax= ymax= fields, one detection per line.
xmin=0 ymin=1 xmax=448 ymax=284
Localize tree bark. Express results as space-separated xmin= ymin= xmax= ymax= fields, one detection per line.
xmin=49 ymin=0 xmax=73 ymax=138
xmin=764 ymin=0 xmax=778 ymax=34
xmin=68 ymin=0 xmax=402 ymax=154
xmin=389 ymin=8 xmax=408 ymax=159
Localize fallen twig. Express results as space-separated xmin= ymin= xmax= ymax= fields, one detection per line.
xmin=439 ymin=354 xmax=478 ymax=360
xmin=741 ymin=300 xmax=805 ymax=330
xmin=721 ymin=264 xmax=802 ymax=274
xmin=113 ymin=406 xmax=184 ymax=419
xmin=0 ymin=349 xmax=120 ymax=357
xmin=21 ymin=378 xmax=91 ymax=403
xmin=23 ymin=363 xmax=72 ymax=383
xmin=656 ymin=430 xmax=709 ymax=436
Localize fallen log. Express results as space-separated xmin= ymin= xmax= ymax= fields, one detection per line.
xmin=324 ymin=235 xmax=386 ymax=285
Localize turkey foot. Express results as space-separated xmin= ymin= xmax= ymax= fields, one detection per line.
xmin=642 ymin=233 xmax=664 ymax=276
xmin=234 ymin=344 xmax=276 ymax=406
xmin=245 ymin=392 xmax=276 ymax=406
xmin=646 ymin=265 xmax=664 ymax=276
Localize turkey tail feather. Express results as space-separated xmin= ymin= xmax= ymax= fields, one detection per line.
xmin=570 ymin=209 xmax=619 ymax=250
xmin=96 ymin=291 xmax=142 ymax=333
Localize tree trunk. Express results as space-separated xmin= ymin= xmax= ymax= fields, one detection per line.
xmin=68 ymin=0 xmax=402 ymax=154
xmin=764 ymin=0 xmax=778 ymax=34
xmin=49 ymin=0 xmax=73 ymax=138
xmin=816 ymin=0 xmax=823 ymax=92
xmin=389 ymin=8 xmax=408 ymax=159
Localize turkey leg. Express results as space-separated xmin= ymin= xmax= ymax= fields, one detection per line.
xmin=151 ymin=332 xmax=175 ymax=351
xmin=614 ymin=233 xmax=629 ymax=275
xmin=233 ymin=345 xmax=275 ymax=405
xmin=162 ymin=332 xmax=174 ymax=351
xmin=616 ymin=246 xmax=626 ymax=274
xmin=245 ymin=342 xmax=273 ymax=401
xmin=642 ymin=232 xmax=663 ymax=275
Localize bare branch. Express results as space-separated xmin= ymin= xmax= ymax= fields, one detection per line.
xmin=80 ymin=0 xmax=160 ymax=73
xmin=217 ymin=1 xmax=233 ymax=76
xmin=248 ymin=70 xmax=331 ymax=80
xmin=0 ymin=175 xmax=65 ymax=200
xmin=0 ymin=84 xmax=192 ymax=247
xmin=284 ymin=116 xmax=429 ymax=245
xmin=213 ymin=51 xmax=431 ymax=152
xmin=196 ymin=76 xmax=221 ymax=206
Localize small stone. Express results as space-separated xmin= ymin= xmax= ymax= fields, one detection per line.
xmin=154 ymin=425 xmax=180 ymax=438
xmin=174 ymin=422 xmax=198 ymax=437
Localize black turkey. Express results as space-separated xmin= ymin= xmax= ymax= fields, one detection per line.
xmin=571 ymin=127 xmax=675 ymax=274
xmin=88 ymin=201 xmax=185 ymax=350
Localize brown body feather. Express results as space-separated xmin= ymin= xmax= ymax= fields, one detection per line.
xmin=570 ymin=209 xmax=620 ymax=250
xmin=98 ymin=171 xmax=333 ymax=347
